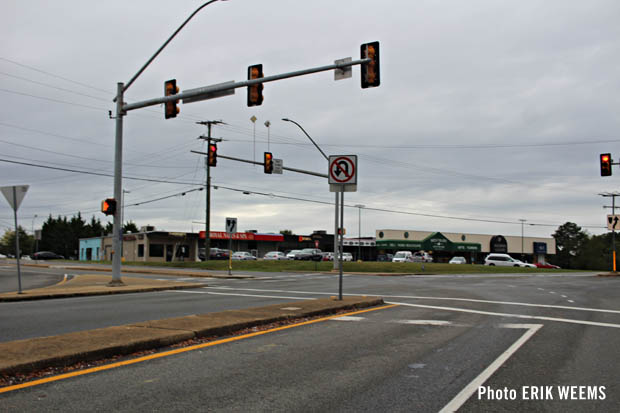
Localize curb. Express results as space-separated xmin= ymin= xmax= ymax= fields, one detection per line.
xmin=0 ymin=296 xmax=384 ymax=376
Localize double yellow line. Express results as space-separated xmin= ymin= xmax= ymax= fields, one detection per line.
xmin=0 ymin=304 xmax=397 ymax=394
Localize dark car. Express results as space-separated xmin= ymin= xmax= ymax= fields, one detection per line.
xmin=199 ymin=248 xmax=230 ymax=261
xmin=376 ymin=254 xmax=394 ymax=262
xmin=32 ymin=251 xmax=64 ymax=260
xmin=294 ymin=248 xmax=323 ymax=261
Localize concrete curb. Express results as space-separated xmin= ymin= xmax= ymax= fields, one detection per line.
xmin=0 ymin=296 xmax=383 ymax=376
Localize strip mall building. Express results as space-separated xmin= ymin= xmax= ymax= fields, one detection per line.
xmin=375 ymin=229 xmax=556 ymax=264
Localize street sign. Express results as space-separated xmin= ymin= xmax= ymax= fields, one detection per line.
xmin=273 ymin=158 xmax=283 ymax=174
xmin=1 ymin=185 xmax=29 ymax=211
xmin=334 ymin=57 xmax=353 ymax=80
xmin=225 ymin=217 xmax=237 ymax=234
xmin=607 ymin=215 xmax=620 ymax=230
xmin=329 ymin=155 xmax=357 ymax=192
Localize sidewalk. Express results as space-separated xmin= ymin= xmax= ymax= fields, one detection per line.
xmin=0 ymin=295 xmax=384 ymax=376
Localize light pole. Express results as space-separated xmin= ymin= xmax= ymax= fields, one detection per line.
xmin=109 ymin=0 xmax=224 ymax=285
xmin=250 ymin=116 xmax=257 ymax=165
xmin=31 ymin=214 xmax=37 ymax=255
xmin=281 ymin=118 xmax=337 ymax=267
xmin=121 ymin=189 xmax=130 ymax=259
xmin=354 ymin=204 xmax=364 ymax=261
xmin=519 ymin=218 xmax=526 ymax=260
xmin=264 ymin=120 xmax=271 ymax=152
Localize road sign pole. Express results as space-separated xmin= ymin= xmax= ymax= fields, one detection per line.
xmin=334 ymin=192 xmax=339 ymax=271
xmin=12 ymin=187 xmax=22 ymax=294
xmin=339 ymin=190 xmax=344 ymax=300
xmin=613 ymin=196 xmax=616 ymax=272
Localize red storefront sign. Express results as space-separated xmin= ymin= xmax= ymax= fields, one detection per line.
xmin=199 ymin=231 xmax=283 ymax=242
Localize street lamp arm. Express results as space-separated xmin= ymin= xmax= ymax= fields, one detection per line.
xmin=119 ymin=0 xmax=224 ymax=96
xmin=282 ymin=118 xmax=329 ymax=161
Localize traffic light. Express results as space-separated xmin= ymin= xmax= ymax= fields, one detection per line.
xmin=360 ymin=41 xmax=380 ymax=88
xmin=600 ymin=153 xmax=612 ymax=176
xmin=264 ymin=151 xmax=273 ymax=174
xmin=208 ymin=143 xmax=217 ymax=167
xmin=247 ymin=64 xmax=264 ymax=106
xmin=101 ymin=198 xmax=117 ymax=216
xmin=164 ymin=79 xmax=179 ymax=119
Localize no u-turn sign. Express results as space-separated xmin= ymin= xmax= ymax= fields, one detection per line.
xmin=329 ymin=155 xmax=357 ymax=192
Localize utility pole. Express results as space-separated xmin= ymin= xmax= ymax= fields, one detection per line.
xmin=600 ymin=192 xmax=620 ymax=272
xmin=519 ymin=218 xmax=526 ymax=261
xmin=197 ymin=120 xmax=224 ymax=261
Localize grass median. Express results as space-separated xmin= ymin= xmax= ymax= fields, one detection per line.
xmin=115 ymin=260 xmax=569 ymax=274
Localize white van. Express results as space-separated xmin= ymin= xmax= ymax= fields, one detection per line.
xmin=484 ymin=253 xmax=523 ymax=267
xmin=392 ymin=251 xmax=413 ymax=263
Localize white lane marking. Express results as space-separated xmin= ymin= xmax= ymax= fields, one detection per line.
xmin=549 ymin=291 xmax=556 ymax=294
xmin=439 ymin=324 xmax=543 ymax=413
xmin=537 ymin=288 xmax=545 ymax=291
xmin=568 ymin=300 xmax=575 ymax=303
xmin=388 ymin=301 xmax=620 ymax=329
xmin=203 ymin=286 xmax=620 ymax=315
xmin=331 ymin=316 xmax=365 ymax=321
xmin=561 ymin=295 xmax=567 ymax=298
xmin=165 ymin=290 xmax=314 ymax=301
xmin=396 ymin=320 xmax=456 ymax=326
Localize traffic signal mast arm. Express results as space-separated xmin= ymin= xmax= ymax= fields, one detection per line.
xmin=123 ymin=57 xmax=372 ymax=113
xmin=190 ymin=150 xmax=328 ymax=178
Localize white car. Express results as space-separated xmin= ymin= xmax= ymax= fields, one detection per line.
xmin=286 ymin=250 xmax=302 ymax=260
xmin=263 ymin=251 xmax=287 ymax=260
xmin=515 ymin=259 xmax=536 ymax=268
xmin=485 ymin=253 xmax=524 ymax=267
xmin=392 ymin=251 xmax=413 ymax=263
xmin=231 ymin=251 xmax=257 ymax=260
xmin=338 ymin=252 xmax=353 ymax=262
xmin=412 ymin=252 xmax=433 ymax=263
xmin=449 ymin=256 xmax=466 ymax=264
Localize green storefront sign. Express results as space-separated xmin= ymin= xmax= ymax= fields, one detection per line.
xmin=376 ymin=232 xmax=480 ymax=252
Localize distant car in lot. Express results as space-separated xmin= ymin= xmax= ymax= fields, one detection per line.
xmin=294 ymin=248 xmax=323 ymax=261
xmin=376 ymin=254 xmax=393 ymax=262
xmin=339 ymin=252 xmax=353 ymax=262
xmin=231 ymin=251 xmax=257 ymax=260
xmin=392 ymin=251 xmax=413 ymax=263
xmin=515 ymin=259 xmax=536 ymax=268
xmin=32 ymin=251 xmax=64 ymax=260
xmin=286 ymin=249 xmax=302 ymax=260
xmin=535 ymin=262 xmax=561 ymax=269
xmin=263 ymin=251 xmax=287 ymax=260
xmin=0 ymin=253 xmax=6 ymax=259
xmin=412 ymin=251 xmax=433 ymax=263
xmin=321 ymin=252 xmax=334 ymax=261
xmin=199 ymin=248 xmax=229 ymax=260
xmin=449 ymin=256 xmax=467 ymax=264
xmin=485 ymin=253 xmax=525 ymax=267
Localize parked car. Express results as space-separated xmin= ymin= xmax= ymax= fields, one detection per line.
xmin=263 ymin=251 xmax=287 ymax=260
xmin=231 ymin=251 xmax=257 ymax=260
xmin=376 ymin=254 xmax=393 ymax=262
xmin=199 ymin=248 xmax=229 ymax=260
xmin=514 ymin=259 xmax=536 ymax=268
xmin=535 ymin=262 xmax=561 ymax=269
xmin=286 ymin=249 xmax=302 ymax=260
xmin=294 ymin=248 xmax=323 ymax=261
xmin=32 ymin=251 xmax=64 ymax=260
xmin=339 ymin=252 xmax=353 ymax=262
xmin=392 ymin=251 xmax=413 ymax=263
xmin=321 ymin=252 xmax=334 ymax=261
xmin=412 ymin=251 xmax=433 ymax=263
xmin=0 ymin=253 xmax=6 ymax=259
xmin=449 ymin=256 xmax=467 ymax=264
xmin=484 ymin=253 xmax=524 ymax=267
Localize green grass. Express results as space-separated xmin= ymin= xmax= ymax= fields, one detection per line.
xmin=115 ymin=260 xmax=575 ymax=274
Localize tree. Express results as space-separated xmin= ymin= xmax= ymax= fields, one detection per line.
xmin=279 ymin=229 xmax=293 ymax=236
xmin=123 ymin=221 xmax=139 ymax=234
xmin=0 ymin=226 xmax=34 ymax=256
xmin=552 ymin=222 xmax=588 ymax=269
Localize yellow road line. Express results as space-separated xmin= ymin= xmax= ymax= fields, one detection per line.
xmin=0 ymin=303 xmax=398 ymax=394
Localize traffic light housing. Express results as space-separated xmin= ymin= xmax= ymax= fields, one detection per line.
xmin=264 ymin=152 xmax=273 ymax=174
xmin=208 ymin=143 xmax=217 ymax=167
xmin=101 ymin=198 xmax=117 ymax=216
xmin=164 ymin=79 xmax=179 ymax=119
xmin=360 ymin=41 xmax=380 ymax=88
xmin=247 ymin=64 xmax=264 ymax=106
xmin=600 ymin=153 xmax=612 ymax=176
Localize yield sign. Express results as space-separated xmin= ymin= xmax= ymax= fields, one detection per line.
xmin=328 ymin=155 xmax=357 ymax=185
xmin=1 ymin=185 xmax=29 ymax=212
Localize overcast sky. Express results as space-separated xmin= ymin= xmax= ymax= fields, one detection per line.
xmin=2 ymin=0 xmax=619 ymax=240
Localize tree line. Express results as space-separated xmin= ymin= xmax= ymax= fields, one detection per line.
xmin=0 ymin=214 xmax=137 ymax=259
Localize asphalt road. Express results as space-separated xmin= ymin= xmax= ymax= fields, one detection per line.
xmin=0 ymin=262 xmax=64 ymax=293
xmin=1 ymin=267 xmax=618 ymax=412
